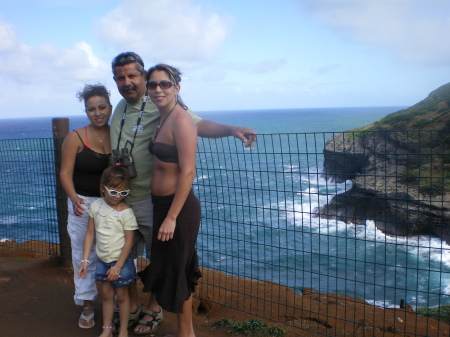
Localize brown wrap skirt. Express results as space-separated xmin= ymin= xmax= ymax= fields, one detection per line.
xmin=138 ymin=190 xmax=202 ymax=313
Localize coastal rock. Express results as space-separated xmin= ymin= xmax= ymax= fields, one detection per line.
xmin=318 ymin=83 xmax=450 ymax=244
xmin=319 ymin=132 xmax=450 ymax=243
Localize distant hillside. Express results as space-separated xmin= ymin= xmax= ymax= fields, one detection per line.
xmin=353 ymin=82 xmax=450 ymax=194
xmin=319 ymin=82 xmax=450 ymax=245
xmin=356 ymin=82 xmax=450 ymax=132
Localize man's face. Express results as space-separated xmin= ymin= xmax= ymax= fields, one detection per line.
xmin=113 ymin=63 xmax=146 ymax=104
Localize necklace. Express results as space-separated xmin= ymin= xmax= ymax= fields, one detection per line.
xmin=153 ymin=102 xmax=177 ymax=142
xmin=96 ymin=201 xmax=121 ymax=218
xmin=90 ymin=125 xmax=107 ymax=143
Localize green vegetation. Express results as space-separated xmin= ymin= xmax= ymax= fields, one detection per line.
xmin=346 ymin=82 xmax=450 ymax=196
xmin=212 ymin=318 xmax=286 ymax=337
xmin=402 ymin=161 xmax=450 ymax=196
xmin=373 ymin=83 xmax=450 ymax=131
xmin=416 ymin=304 xmax=450 ymax=325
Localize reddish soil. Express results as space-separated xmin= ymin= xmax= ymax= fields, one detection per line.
xmin=0 ymin=242 xmax=448 ymax=337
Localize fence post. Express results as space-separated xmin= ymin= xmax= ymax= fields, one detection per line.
xmin=52 ymin=118 xmax=71 ymax=267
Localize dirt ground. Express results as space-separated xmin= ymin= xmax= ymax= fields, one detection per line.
xmin=0 ymin=245 xmax=305 ymax=337
xmin=1 ymin=243 xmax=449 ymax=337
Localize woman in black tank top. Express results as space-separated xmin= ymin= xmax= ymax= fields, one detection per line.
xmin=60 ymin=84 xmax=112 ymax=329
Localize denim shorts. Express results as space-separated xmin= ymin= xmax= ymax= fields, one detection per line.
xmin=95 ymin=254 xmax=135 ymax=287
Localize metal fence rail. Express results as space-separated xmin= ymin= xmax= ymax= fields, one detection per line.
xmin=1 ymin=132 xmax=449 ymax=336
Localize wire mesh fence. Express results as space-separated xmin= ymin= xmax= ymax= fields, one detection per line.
xmin=1 ymin=131 xmax=449 ymax=336
xmin=0 ymin=138 xmax=62 ymax=255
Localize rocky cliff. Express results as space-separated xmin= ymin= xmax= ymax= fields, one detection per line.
xmin=318 ymin=82 xmax=450 ymax=244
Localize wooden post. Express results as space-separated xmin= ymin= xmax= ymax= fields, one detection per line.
xmin=52 ymin=118 xmax=72 ymax=267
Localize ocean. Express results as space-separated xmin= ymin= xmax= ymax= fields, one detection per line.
xmin=1 ymin=106 xmax=449 ymax=310
xmin=0 ymin=106 xmax=399 ymax=140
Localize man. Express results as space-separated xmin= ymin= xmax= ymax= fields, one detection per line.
xmin=110 ymin=52 xmax=256 ymax=334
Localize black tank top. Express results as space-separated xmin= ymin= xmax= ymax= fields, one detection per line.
xmin=73 ymin=130 xmax=109 ymax=196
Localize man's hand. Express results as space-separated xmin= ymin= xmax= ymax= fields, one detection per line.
xmin=230 ymin=126 xmax=257 ymax=150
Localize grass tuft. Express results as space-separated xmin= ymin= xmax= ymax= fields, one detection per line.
xmin=212 ymin=318 xmax=285 ymax=336
xmin=416 ymin=304 xmax=450 ymax=325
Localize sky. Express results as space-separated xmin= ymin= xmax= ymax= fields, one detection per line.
xmin=0 ymin=0 xmax=449 ymax=119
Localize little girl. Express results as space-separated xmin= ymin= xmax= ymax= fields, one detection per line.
xmin=78 ymin=166 xmax=138 ymax=337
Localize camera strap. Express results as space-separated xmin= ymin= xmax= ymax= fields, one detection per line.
xmin=116 ymin=95 xmax=148 ymax=154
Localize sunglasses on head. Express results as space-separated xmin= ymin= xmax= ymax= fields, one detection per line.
xmin=113 ymin=54 xmax=144 ymax=68
xmin=103 ymin=185 xmax=130 ymax=197
xmin=146 ymin=80 xmax=175 ymax=90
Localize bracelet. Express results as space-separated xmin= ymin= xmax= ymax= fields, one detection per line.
xmin=110 ymin=267 xmax=121 ymax=277
xmin=81 ymin=259 xmax=89 ymax=264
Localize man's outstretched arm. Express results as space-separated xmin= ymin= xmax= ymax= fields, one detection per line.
xmin=196 ymin=119 xmax=257 ymax=150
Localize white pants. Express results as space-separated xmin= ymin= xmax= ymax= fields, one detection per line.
xmin=67 ymin=196 xmax=98 ymax=306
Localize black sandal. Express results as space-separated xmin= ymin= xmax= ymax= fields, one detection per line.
xmin=134 ymin=307 xmax=164 ymax=335
xmin=112 ymin=304 xmax=143 ymax=334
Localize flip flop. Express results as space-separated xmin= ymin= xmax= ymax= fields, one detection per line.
xmin=78 ymin=307 xmax=95 ymax=329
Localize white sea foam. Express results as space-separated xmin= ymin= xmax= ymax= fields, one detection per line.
xmin=279 ymin=182 xmax=450 ymax=304
xmin=359 ymin=221 xmax=450 ymax=268
xmin=287 ymin=183 xmax=450 ymax=265
xmin=215 ymin=255 xmax=229 ymax=262
xmin=283 ymin=164 xmax=299 ymax=172
xmin=0 ymin=216 xmax=19 ymax=226
xmin=442 ymin=282 xmax=450 ymax=295
xmin=194 ymin=174 xmax=208 ymax=181
xmin=365 ymin=299 xmax=397 ymax=308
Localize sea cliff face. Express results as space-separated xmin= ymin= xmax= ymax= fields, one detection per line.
xmin=318 ymin=82 xmax=450 ymax=244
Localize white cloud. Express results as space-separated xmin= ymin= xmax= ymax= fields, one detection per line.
xmin=0 ymin=19 xmax=18 ymax=51
xmin=0 ymin=18 xmax=112 ymax=118
xmin=0 ymin=19 xmax=108 ymax=85
xmin=97 ymin=0 xmax=232 ymax=68
xmin=290 ymin=0 xmax=450 ymax=66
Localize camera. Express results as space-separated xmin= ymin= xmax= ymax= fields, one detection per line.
xmin=109 ymin=148 xmax=137 ymax=178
